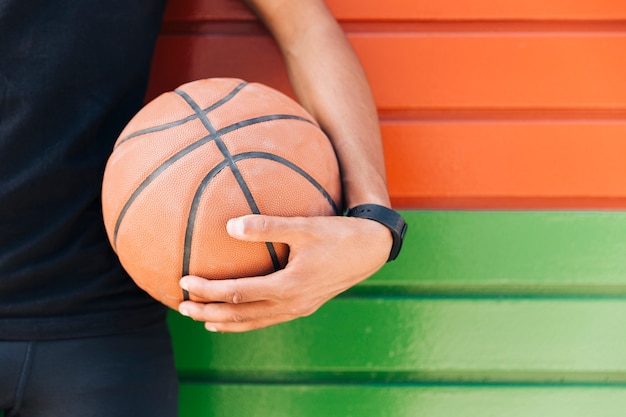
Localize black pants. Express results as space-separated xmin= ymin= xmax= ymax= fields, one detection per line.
xmin=0 ymin=322 xmax=178 ymax=417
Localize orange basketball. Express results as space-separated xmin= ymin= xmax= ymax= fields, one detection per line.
xmin=101 ymin=78 xmax=342 ymax=309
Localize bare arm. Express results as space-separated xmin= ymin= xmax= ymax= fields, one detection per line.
xmin=178 ymin=0 xmax=394 ymax=332
xmin=243 ymin=0 xmax=390 ymax=208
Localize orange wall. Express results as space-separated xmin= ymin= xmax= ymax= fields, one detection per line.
xmin=147 ymin=0 xmax=626 ymax=209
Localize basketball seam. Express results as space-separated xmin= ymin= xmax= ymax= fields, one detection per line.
xmin=111 ymin=83 xmax=332 ymax=303
xmin=175 ymin=88 xmax=284 ymax=299
xmin=233 ymin=151 xmax=340 ymax=214
xmin=182 ymin=159 xmax=231 ymax=277
xmin=112 ymin=115 xmax=319 ymax=249
xmin=180 ymin=151 xmax=341 ymax=277
xmin=112 ymin=131 xmax=217 ymax=247
xmin=114 ymin=81 xmax=248 ymax=148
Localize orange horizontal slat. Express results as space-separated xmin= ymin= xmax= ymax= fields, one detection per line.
xmin=383 ymin=122 xmax=626 ymax=209
xmin=147 ymin=34 xmax=626 ymax=111
xmin=354 ymin=34 xmax=626 ymax=111
xmin=162 ymin=0 xmax=626 ymax=22
xmin=329 ymin=0 xmax=626 ymax=21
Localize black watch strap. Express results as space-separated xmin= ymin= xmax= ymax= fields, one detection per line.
xmin=346 ymin=204 xmax=407 ymax=262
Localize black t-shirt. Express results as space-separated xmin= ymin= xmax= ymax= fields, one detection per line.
xmin=0 ymin=0 xmax=169 ymax=339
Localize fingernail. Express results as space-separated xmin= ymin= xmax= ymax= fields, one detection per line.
xmin=179 ymin=307 xmax=190 ymax=317
xmin=227 ymin=218 xmax=245 ymax=238
xmin=180 ymin=279 xmax=189 ymax=291
xmin=206 ymin=325 xmax=218 ymax=332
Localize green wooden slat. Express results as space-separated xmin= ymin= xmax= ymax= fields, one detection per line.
xmin=179 ymin=384 xmax=626 ymax=417
xmin=359 ymin=211 xmax=626 ymax=296
xmin=169 ymin=296 xmax=626 ymax=383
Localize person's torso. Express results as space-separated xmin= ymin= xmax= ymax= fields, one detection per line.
xmin=0 ymin=0 xmax=169 ymax=339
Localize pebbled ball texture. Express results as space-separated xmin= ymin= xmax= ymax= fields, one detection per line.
xmin=101 ymin=78 xmax=342 ymax=309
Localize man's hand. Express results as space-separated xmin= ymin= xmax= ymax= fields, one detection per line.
xmin=178 ymin=213 xmax=392 ymax=332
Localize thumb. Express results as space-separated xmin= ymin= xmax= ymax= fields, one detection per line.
xmin=226 ymin=214 xmax=311 ymax=243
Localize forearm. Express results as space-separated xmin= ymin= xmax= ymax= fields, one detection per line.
xmin=245 ymin=0 xmax=390 ymax=208
xmin=285 ymin=23 xmax=390 ymax=208
xmin=179 ymin=1 xmax=395 ymax=331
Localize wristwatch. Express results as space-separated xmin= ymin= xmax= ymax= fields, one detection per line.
xmin=346 ymin=204 xmax=407 ymax=262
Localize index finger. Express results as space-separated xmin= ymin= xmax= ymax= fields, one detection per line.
xmin=227 ymin=214 xmax=317 ymax=244
xmin=179 ymin=271 xmax=289 ymax=305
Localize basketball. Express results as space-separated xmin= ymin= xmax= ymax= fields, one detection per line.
xmin=101 ymin=78 xmax=342 ymax=309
